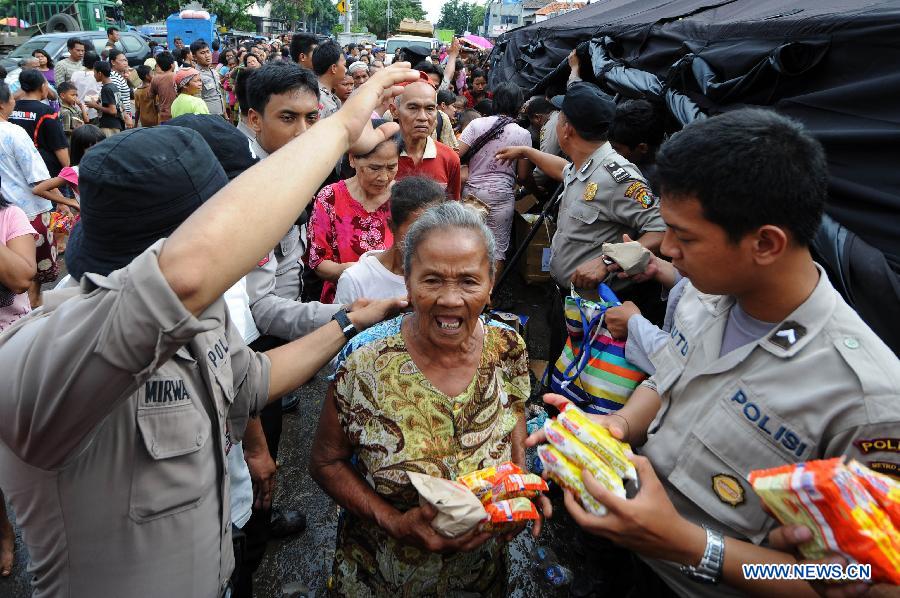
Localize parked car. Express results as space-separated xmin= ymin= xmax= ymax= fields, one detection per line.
xmin=1 ymin=29 xmax=151 ymax=71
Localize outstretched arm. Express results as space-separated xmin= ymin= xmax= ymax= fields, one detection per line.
xmin=497 ymin=146 xmax=569 ymax=182
xmin=157 ymin=64 xmax=419 ymax=316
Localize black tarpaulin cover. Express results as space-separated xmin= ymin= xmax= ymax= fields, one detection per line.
xmin=491 ymin=0 xmax=900 ymax=352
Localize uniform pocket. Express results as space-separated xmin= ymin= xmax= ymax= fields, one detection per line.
xmin=130 ymin=398 xmax=212 ymax=522
xmin=564 ymin=201 xmax=602 ymax=245
xmin=277 ymin=226 xmax=300 ymax=271
xmin=666 ymin=400 xmax=784 ymax=543
xmin=648 ymin=341 xmax=685 ymax=397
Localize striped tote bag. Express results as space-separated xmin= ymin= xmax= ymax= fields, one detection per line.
xmin=547 ymin=284 xmax=647 ymax=414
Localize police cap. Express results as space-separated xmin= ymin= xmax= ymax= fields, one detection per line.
xmin=551 ymin=82 xmax=616 ymax=138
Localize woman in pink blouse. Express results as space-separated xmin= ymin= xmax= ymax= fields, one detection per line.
xmin=307 ymin=130 xmax=400 ymax=303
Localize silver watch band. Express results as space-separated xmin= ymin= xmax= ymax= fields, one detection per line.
xmin=680 ymin=526 xmax=725 ymax=584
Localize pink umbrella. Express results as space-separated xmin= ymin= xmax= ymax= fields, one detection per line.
xmin=462 ymin=34 xmax=493 ymax=50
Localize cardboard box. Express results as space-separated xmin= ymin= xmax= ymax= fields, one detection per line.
xmin=489 ymin=311 xmax=530 ymax=337
xmin=515 ymin=213 xmax=555 ymax=285
xmin=515 ymin=194 xmax=539 ymax=214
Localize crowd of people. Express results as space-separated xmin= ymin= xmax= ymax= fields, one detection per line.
xmin=0 ymin=25 xmax=897 ymax=598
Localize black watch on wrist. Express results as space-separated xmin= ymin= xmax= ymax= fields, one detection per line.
xmin=332 ymin=309 xmax=358 ymax=340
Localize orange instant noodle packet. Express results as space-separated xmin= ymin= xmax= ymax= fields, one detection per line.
xmin=480 ymin=497 xmax=539 ymax=533
xmin=491 ymin=473 xmax=549 ymax=503
xmin=749 ymin=458 xmax=900 ymax=584
xmin=458 ymin=461 xmax=523 ymax=504
xmin=846 ymin=459 xmax=900 ymax=529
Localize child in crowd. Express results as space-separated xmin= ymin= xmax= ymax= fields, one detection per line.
xmin=33 ymin=124 xmax=107 ymax=206
xmin=437 ymin=89 xmax=458 ymax=124
xmin=87 ymin=61 xmax=124 ymax=137
xmin=456 ymin=109 xmax=480 ymax=137
xmin=33 ymin=124 xmax=106 ymax=254
xmin=170 ymin=68 xmax=208 ymax=118
xmin=57 ymin=81 xmax=89 ymax=137
xmin=453 ymin=94 xmax=466 ymax=119
xmin=133 ymin=65 xmax=158 ymax=127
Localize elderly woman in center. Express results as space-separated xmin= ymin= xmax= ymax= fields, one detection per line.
xmin=311 ymin=202 xmax=531 ymax=596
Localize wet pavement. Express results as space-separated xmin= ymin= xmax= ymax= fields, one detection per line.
xmin=4 ymin=259 xmax=588 ymax=597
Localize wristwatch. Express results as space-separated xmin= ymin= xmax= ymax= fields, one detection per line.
xmin=680 ymin=526 xmax=725 ymax=584
xmin=332 ymin=309 xmax=358 ymax=340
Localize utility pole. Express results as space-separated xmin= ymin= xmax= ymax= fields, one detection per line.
xmin=386 ymin=0 xmax=392 ymax=37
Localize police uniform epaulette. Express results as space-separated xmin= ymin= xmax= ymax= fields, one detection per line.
xmin=603 ymin=161 xmax=634 ymax=184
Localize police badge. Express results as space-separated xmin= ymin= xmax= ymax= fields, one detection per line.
xmin=625 ymin=183 xmax=655 ymax=209
xmin=583 ymin=182 xmax=598 ymax=201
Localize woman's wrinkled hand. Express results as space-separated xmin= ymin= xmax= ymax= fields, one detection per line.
xmin=528 ymin=493 xmax=553 ymax=538
xmin=386 ymin=503 xmax=493 ymax=554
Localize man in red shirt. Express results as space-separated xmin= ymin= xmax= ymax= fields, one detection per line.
xmin=390 ymin=80 xmax=461 ymax=199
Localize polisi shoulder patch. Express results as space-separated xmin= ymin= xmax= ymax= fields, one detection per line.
xmin=603 ymin=161 xmax=631 ymax=184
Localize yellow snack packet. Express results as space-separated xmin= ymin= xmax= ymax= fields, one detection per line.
xmin=537 ymin=445 xmax=607 ymax=516
xmin=558 ymin=403 xmax=636 ymax=481
xmin=543 ymin=419 xmax=625 ymax=498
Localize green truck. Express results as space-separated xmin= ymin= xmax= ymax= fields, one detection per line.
xmin=0 ymin=0 xmax=126 ymax=53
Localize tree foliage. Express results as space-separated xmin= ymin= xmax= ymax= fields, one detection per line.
xmin=270 ymin=0 xmax=338 ymax=32
xmin=469 ymin=3 xmax=486 ymax=33
xmin=356 ymin=0 xmax=425 ymax=39
xmin=123 ymin=0 xmax=181 ymax=25
xmin=436 ymin=0 xmax=486 ymax=34
xmin=121 ymin=0 xmax=337 ymax=34
xmin=269 ymin=0 xmax=313 ymax=23
xmin=312 ymin=0 xmax=340 ymax=32
xmin=206 ymin=0 xmax=257 ymax=30
xmin=122 ymin=0 xmax=257 ymax=30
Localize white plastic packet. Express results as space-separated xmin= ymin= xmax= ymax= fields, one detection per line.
xmin=407 ymin=471 xmax=488 ymax=538
xmin=601 ymin=241 xmax=652 ymax=276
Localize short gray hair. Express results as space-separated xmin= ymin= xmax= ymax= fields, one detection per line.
xmin=403 ymin=201 xmax=497 ymax=278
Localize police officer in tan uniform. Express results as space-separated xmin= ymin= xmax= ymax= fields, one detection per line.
xmin=497 ymin=82 xmax=666 ymax=291
xmin=532 ymin=109 xmax=900 ymax=596
xmin=0 ymin=65 xmax=419 ymax=598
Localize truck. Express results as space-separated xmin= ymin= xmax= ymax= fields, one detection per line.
xmin=383 ymin=34 xmax=439 ymax=64
xmin=0 ymin=0 xmax=126 ymax=54
xmin=383 ymin=19 xmax=438 ymax=64
xmin=397 ymin=18 xmax=433 ymax=36
xmin=337 ymin=32 xmax=376 ymax=48
xmin=165 ymin=10 xmax=218 ymax=49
